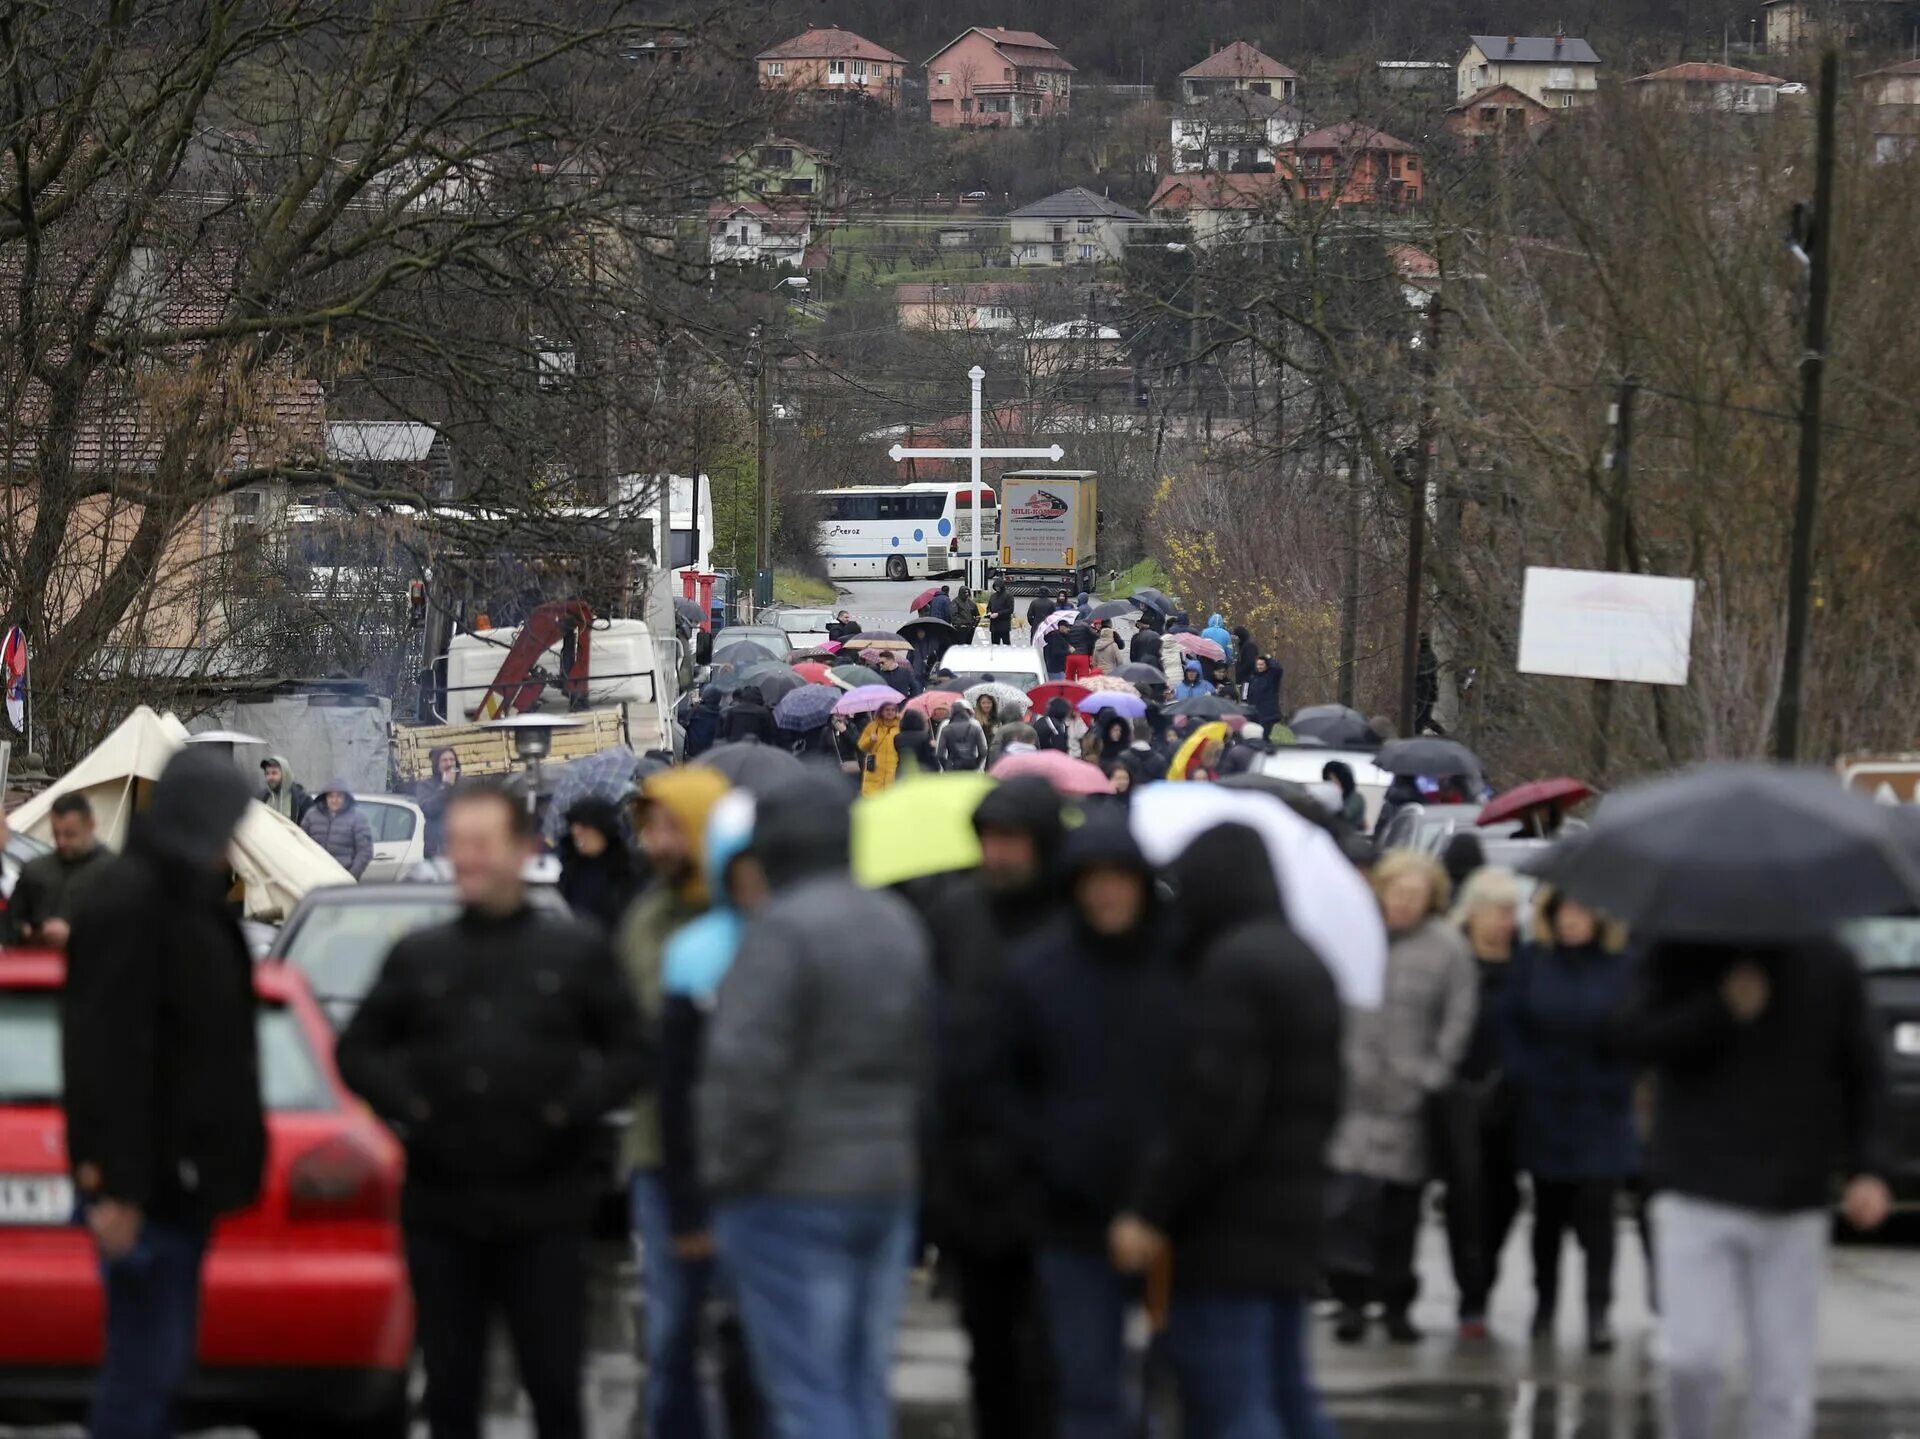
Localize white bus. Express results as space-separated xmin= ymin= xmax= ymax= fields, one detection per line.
xmin=815 ymin=483 xmax=998 ymax=581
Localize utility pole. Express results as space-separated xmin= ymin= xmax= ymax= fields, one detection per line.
xmin=1592 ymin=376 xmax=1637 ymax=779
xmin=1776 ymin=47 xmax=1838 ymax=762
xmin=753 ymin=325 xmax=772 ymax=615
xmin=1398 ymin=296 xmax=1442 ymax=737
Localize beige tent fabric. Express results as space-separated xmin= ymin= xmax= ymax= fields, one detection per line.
xmin=8 ymin=706 xmax=353 ymax=922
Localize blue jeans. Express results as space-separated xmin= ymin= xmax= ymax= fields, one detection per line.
xmin=1165 ymin=1293 xmax=1333 ymax=1439
xmin=714 ymin=1195 xmax=914 ymax=1439
xmin=91 ymin=1218 xmax=209 ymax=1439
xmin=632 ymin=1171 xmax=714 ymax=1439
xmin=1035 ymin=1246 xmax=1138 ymax=1439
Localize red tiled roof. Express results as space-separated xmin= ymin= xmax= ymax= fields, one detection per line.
xmin=1389 ymin=243 xmax=1439 ymax=279
xmin=757 ymin=26 xmax=906 ymax=64
xmin=1181 ymin=41 xmax=1299 ymax=81
xmin=706 ymin=199 xmax=811 ymax=235
xmin=1147 ymin=171 xmax=1294 ymax=212
xmin=1448 ymin=82 xmax=1553 ymax=114
xmin=929 ymin=27 xmax=1075 ymax=71
xmin=1631 ymin=61 xmax=1788 ymax=85
xmin=1293 ymin=121 xmax=1417 ymax=154
xmin=10 ymin=374 xmax=326 ymax=477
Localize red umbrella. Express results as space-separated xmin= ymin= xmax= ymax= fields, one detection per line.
xmin=1027 ymin=681 xmax=1092 ymax=710
xmin=792 ymin=661 xmax=835 ymax=685
xmin=909 ymin=587 xmax=940 ymax=612
xmin=1478 ymin=777 xmax=1594 ymax=828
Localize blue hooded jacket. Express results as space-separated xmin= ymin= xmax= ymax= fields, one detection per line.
xmin=656 ymin=792 xmax=757 ymax=1234
xmin=1202 ymin=612 xmax=1235 ymax=662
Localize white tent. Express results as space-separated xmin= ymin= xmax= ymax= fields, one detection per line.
xmin=9 ymin=706 xmax=354 ymax=922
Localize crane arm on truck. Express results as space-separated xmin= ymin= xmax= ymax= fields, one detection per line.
xmin=473 ymin=599 xmax=594 ymax=719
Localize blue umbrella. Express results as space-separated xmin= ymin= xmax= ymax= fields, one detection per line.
xmin=1080 ymin=691 xmax=1147 ymax=719
xmin=539 ymin=744 xmax=640 ymax=844
xmin=774 ymin=683 xmax=840 ymax=731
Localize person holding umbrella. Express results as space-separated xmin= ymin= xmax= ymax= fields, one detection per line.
xmin=852 ymin=701 xmax=903 ymax=795
xmin=1508 ymin=886 xmax=1636 ymax=1354
xmin=1327 ymin=850 xmax=1478 ymax=1344
xmin=721 ymin=684 xmax=777 ymax=746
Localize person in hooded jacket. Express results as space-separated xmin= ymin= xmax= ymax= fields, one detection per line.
xmin=1173 ymin=662 xmax=1215 ymax=702
xmin=1244 ymin=655 xmax=1284 ymax=729
xmin=721 ymin=685 xmax=777 ymax=746
xmin=987 ymin=814 xmax=1185 ymax=1439
xmin=1201 ymin=613 xmax=1235 ymax=664
xmin=1232 ymin=628 xmax=1259 ymax=694
xmin=1026 ymin=593 xmax=1055 ymax=634
xmin=63 ymin=750 xmax=265 ymax=1439
xmin=1041 ymin=623 xmax=1071 ymax=681
xmin=1092 ymin=625 xmax=1124 ymax=674
xmin=257 ymin=754 xmax=311 ymax=822
xmin=1109 ymin=823 xmax=1343 ymax=1439
xmin=619 ymin=768 xmax=733 ymax=1439
xmin=683 ymin=686 xmax=725 ymax=761
xmin=417 ymin=745 xmax=463 ymax=857
xmin=556 ymin=796 xmax=641 ymax=934
xmin=919 ymin=780 xmax=1069 ymax=1439
xmin=1096 ymin=716 xmax=1132 ymax=771
xmin=300 ymin=781 xmax=373 ymax=878
xmin=699 ymin=775 xmax=933 ymax=1439
xmin=936 ymin=698 xmax=991 ymax=772
xmin=1033 ymin=696 xmax=1074 ymax=754
xmin=1130 ymin=613 xmax=1164 ymax=670
xmin=988 ymin=582 xmax=1015 ymax=646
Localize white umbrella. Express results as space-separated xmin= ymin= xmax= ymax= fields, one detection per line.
xmin=964 ymin=681 xmax=1031 ymax=717
xmin=1034 ymin=609 xmax=1080 ymax=642
xmin=1130 ymin=782 xmax=1386 ymax=1009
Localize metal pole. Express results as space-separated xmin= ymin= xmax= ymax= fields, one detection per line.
xmin=754 ymin=335 xmax=772 ymax=609
xmin=1593 ymin=377 xmax=1636 ymax=778
xmin=1776 ymin=48 xmax=1838 ymax=762
xmin=1399 ymin=299 xmax=1442 ymax=737
xmin=970 ymin=364 xmax=984 ymax=588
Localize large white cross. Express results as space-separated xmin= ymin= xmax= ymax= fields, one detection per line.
xmin=888 ymin=365 xmax=1065 ymax=588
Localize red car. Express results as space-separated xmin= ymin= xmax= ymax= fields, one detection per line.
xmin=0 ymin=950 xmax=413 ymax=1435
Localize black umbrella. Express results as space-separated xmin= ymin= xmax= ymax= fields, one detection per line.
xmin=1131 ymin=588 xmax=1175 ymax=616
xmin=694 ymin=739 xmax=808 ymax=796
xmin=1118 ymin=662 xmax=1166 ymax=686
xmin=1535 ymin=763 xmax=1920 ymax=941
xmin=1087 ymin=600 xmax=1134 ymax=622
xmin=705 ymin=666 xmax=752 ymax=695
xmin=736 ymin=664 xmax=807 ymax=701
xmin=1377 ymin=736 xmax=1481 ymax=779
xmin=1166 ymin=695 xmax=1248 ymax=720
xmin=1290 ymin=704 xmax=1382 ymax=748
xmin=672 ymin=596 xmax=706 ymax=624
xmin=712 ymin=640 xmax=780 ymax=669
xmin=900 ymin=617 xmax=957 ymax=654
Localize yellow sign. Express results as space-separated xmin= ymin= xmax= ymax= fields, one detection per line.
xmin=1063 ymin=548 xmax=1074 ymax=565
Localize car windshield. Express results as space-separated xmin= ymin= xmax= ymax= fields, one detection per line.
xmin=280 ymin=896 xmax=461 ymax=1013
xmin=714 ymin=628 xmax=791 ymax=656
xmin=776 ymin=611 xmax=833 ymax=633
xmin=1843 ymin=917 xmax=1920 ymax=972
xmin=0 ymin=993 xmax=333 ymax=1110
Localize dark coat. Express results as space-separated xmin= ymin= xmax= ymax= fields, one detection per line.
xmin=301 ymin=787 xmax=374 ymax=879
xmin=721 ymin=688 xmax=777 ymax=746
xmin=1033 ymin=699 xmax=1073 ymax=753
xmin=417 ymin=751 xmax=459 ymax=857
xmin=1233 ymin=629 xmax=1259 ymax=688
xmin=929 ymin=593 xmax=954 ymax=623
xmin=1130 ymin=626 xmax=1164 ymax=669
xmin=1626 ymin=938 xmax=1888 ymax=1212
xmin=1134 ymin=825 xmax=1344 ymax=1295
xmin=556 ymin=800 xmax=642 ymax=935
xmin=896 ymin=709 xmax=936 ymax=774
xmin=920 ymin=779 xmax=1066 ymax=1253
xmin=10 ymin=845 xmax=113 ymax=935
xmin=986 ymin=817 xmax=1185 ymax=1249
xmin=1042 ymin=630 xmax=1070 ymax=676
xmin=683 ymin=687 xmax=723 ymax=760
xmin=336 ymin=904 xmax=652 ymax=1237
xmin=987 ymin=587 xmax=1014 ymax=620
xmin=1244 ymin=663 xmax=1284 ymax=726
xmin=1508 ymin=942 xmax=1639 ymax=1181
xmin=882 ymin=664 xmax=921 ymax=699
xmin=1026 ymin=596 xmax=1054 ymax=631
xmin=62 ymin=752 xmax=264 ymax=1221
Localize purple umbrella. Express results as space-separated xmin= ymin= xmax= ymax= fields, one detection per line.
xmin=1079 ymin=691 xmax=1147 ymax=719
xmin=834 ymin=684 xmax=903 ymax=716
xmin=774 ymin=684 xmax=841 ymax=731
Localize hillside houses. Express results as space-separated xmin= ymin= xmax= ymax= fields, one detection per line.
xmin=926 ymin=27 xmax=1075 ymax=128
xmin=1458 ymin=33 xmax=1602 ymax=109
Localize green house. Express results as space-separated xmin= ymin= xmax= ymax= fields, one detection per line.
xmin=726 ymin=137 xmax=841 ymax=209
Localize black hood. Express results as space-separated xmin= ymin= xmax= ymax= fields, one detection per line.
xmin=973 ymin=776 xmax=1065 ymax=858
xmin=1059 ymin=809 xmax=1153 ymax=881
xmin=748 ymin=772 xmax=852 ymax=890
xmin=140 ymin=747 xmax=252 ymax=867
xmin=1046 ymin=697 xmax=1072 ymax=724
xmin=1168 ymin=822 xmax=1285 ymax=953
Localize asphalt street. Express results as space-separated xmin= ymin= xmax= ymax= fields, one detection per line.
xmin=10 ymin=1215 xmax=1920 ymax=1437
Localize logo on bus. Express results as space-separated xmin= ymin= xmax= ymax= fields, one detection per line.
xmin=1013 ymin=490 xmax=1069 ymax=519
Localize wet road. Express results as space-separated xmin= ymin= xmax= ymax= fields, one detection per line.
xmin=11 ymin=1217 xmax=1920 ymax=1437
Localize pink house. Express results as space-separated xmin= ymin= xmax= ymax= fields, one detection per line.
xmin=925 ymin=27 xmax=1074 ymax=128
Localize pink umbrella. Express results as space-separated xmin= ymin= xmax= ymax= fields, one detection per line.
xmin=991 ymin=748 xmax=1112 ymax=796
xmin=906 ymin=690 xmax=954 ymax=721
xmin=834 ymin=684 xmax=903 ymax=716
xmin=1035 ymin=609 xmax=1081 ymax=641
xmin=1174 ymin=632 xmax=1226 ymax=662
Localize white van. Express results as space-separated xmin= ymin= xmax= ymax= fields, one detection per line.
xmin=1252 ymin=747 xmax=1395 ymax=828
xmin=442 ymin=618 xmax=671 ymax=751
xmin=937 ymin=643 xmax=1046 ymax=690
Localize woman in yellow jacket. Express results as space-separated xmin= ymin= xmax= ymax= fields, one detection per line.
xmin=854 ymin=702 xmax=902 ymax=795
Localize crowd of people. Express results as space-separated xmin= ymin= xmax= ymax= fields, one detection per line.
xmin=39 ymin=598 xmax=1897 ymax=1439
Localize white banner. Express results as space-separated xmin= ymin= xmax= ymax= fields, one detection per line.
xmin=1517 ymin=566 xmax=1695 ymax=686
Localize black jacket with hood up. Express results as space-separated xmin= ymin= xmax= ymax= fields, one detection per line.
xmin=920 ymin=779 xmax=1066 ymax=1252
xmin=1133 ymin=824 xmax=1344 ymax=1294
xmin=987 ymin=813 xmax=1186 ymax=1250
xmin=721 ymin=686 xmax=778 ymax=746
xmin=63 ymin=749 xmax=266 ymax=1222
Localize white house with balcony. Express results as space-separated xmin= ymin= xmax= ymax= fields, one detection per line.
xmin=1007 ymin=187 xmax=1145 ymax=267
xmin=1457 ymin=33 xmax=1601 ymax=109
xmin=706 ymin=200 xmax=811 ymax=268
xmin=1171 ymin=92 xmax=1309 ymax=173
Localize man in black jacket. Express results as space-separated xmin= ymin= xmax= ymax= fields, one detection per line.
xmin=987 ymin=581 xmax=1015 ymax=646
xmin=988 ymin=814 xmax=1184 ymax=1439
xmin=922 ymin=780 xmax=1067 ymax=1439
xmin=1130 ymin=613 xmax=1164 ymax=670
xmin=1111 ymin=824 xmax=1343 ymax=1439
xmin=338 ymin=781 xmax=650 ymax=1439
xmin=719 ymin=684 xmax=777 ymax=746
xmin=63 ymin=748 xmax=264 ymax=1439
xmin=1628 ymin=939 xmax=1889 ymax=1439
xmin=13 ymin=792 xmax=113 ymax=948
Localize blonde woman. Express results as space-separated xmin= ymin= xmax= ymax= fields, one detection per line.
xmin=1442 ymin=867 xmax=1524 ymax=1342
xmin=1508 ymin=885 xmax=1635 ymax=1355
xmin=1328 ymin=850 xmax=1479 ymax=1344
